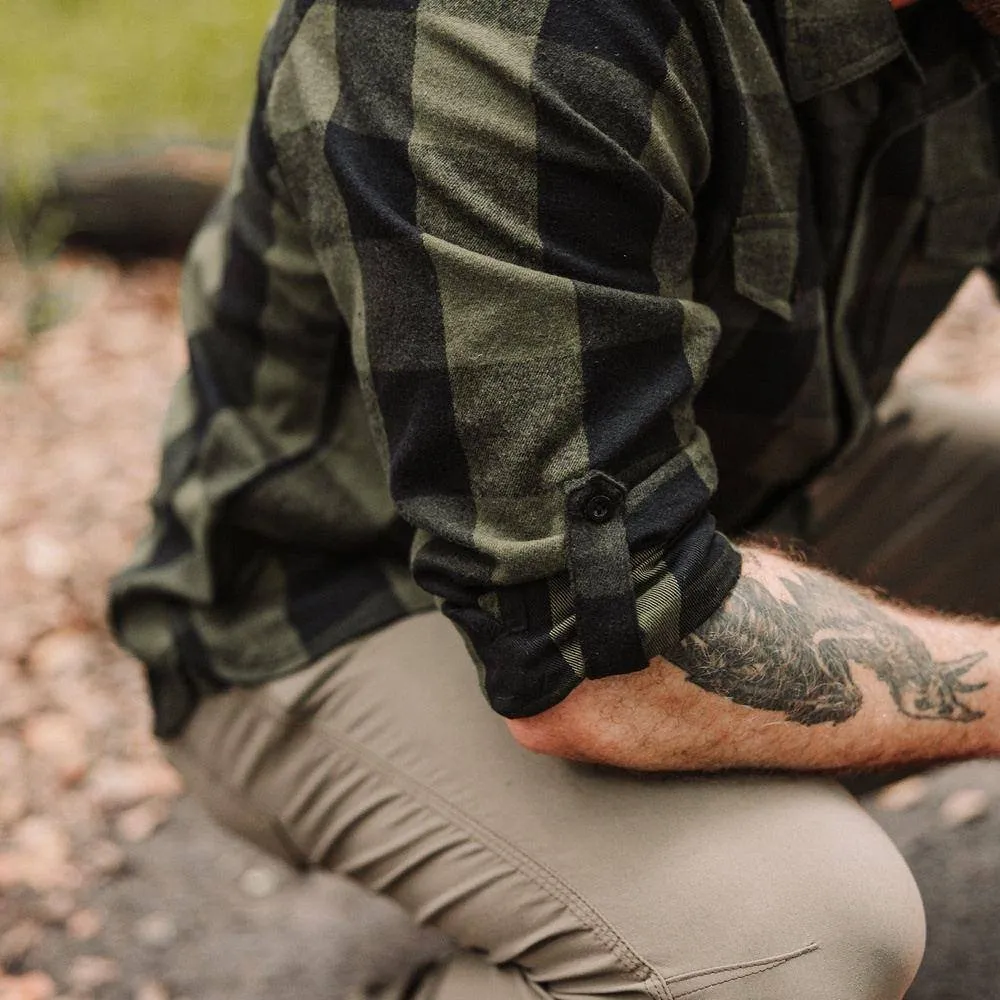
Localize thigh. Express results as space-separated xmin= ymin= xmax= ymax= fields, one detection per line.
xmin=166 ymin=613 xmax=924 ymax=999
xmin=806 ymin=381 xmax=1000 ymax=617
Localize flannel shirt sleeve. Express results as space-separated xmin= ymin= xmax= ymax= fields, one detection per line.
xmin=268 ymin=0 xmax=742 ymax=717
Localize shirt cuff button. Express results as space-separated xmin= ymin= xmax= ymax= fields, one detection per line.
xmin=584 ymin=493 xmax=615 ymax=524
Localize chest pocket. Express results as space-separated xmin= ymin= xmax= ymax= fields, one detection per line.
xmin=922 ymin=85 xmax=1000 ymax=270
xmin=871 ymin=89 xmax=1000 ymax=395
xmin=871 ymin=189 xmax=1000 ymax=399
xmin=731 ymin=212 xmax=799 ymax=322
xmin=924 ymin=190 xmax=1000 ymax=269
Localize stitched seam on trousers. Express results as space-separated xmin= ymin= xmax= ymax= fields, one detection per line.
xmin=253 ymin=691 xmax=676 ymax=1000
xmin=668 ymin=944 xmax=820 ymax=998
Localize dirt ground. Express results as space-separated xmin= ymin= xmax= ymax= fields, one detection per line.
xmin=1 ymin=257 xmax=1000 ymax=1000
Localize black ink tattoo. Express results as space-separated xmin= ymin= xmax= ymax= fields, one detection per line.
xmin=674 ymin=572 xmax=986 ymax=726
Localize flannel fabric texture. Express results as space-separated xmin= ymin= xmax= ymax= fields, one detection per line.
xmin=110 ymin=0 xmax=1000 ymax=736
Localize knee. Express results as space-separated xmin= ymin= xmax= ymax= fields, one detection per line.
xmin=765 ymin=818 xmax=926 ymax=1000
xmin=651 ymin=781 xmax=927 ymax=1000
xmin=814 ymin=879 xmax=925 ymax=999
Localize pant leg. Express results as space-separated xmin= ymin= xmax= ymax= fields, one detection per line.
xmin=806 ymin=380 xmax=1000 ymax=617
xmin=164 ymin=612 xmax=925 ymax=1000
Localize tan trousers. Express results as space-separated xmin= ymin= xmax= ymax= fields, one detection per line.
xmin=164 ymin=382 xmax=1000 ymax=1000
xmin=166 ymin=612 xmax=925 ymax=1000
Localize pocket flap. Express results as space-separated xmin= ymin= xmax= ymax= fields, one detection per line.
xmin=732 ymin=213 xmax=799 ymax=322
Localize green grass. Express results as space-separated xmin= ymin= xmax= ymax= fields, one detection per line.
xmin=1 ymin=0 xmax=277 ymax=175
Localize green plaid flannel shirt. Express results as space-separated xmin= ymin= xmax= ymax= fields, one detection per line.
xmin=110 ymin=0 xmax=1000 ymax=737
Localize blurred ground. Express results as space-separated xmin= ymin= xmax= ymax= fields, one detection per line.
xmin=0 ymin=258 xmax=999 ymax=999
xmin=0 ymin=259 xmax=444 ymax=1000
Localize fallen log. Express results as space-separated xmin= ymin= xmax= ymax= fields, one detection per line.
xmin=18 ymin=144 xmax=231 ymax=262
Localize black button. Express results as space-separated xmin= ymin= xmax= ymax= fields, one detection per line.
xmin=584 ymin=493 xmax=615 ymax=524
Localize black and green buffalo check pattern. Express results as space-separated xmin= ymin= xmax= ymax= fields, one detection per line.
xmin=110 ymin=0 xmax=1000 ymax=736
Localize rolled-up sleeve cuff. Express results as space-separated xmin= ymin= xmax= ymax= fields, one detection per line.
xmin=441 ymin=470 xmax=742 ymax=718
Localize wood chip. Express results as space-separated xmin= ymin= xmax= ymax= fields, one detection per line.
xmin=134 ymin=981 xmax=170 ymax=1000
xmin=26 ymin=631 xmax=96 ymax=681
xmin=0 ymin=972 xmax=56 ymax=1000
xmin=21 ymin=533 xmax=72 ymax=582
xmin=86 ymin=759 xmax=182 ymax=812
xmin=32 ymin=892 xmax=76 ymax=926
xmin=0 ymin=818 xmax=79 ymax=891
xmin=0 ymin=738 xmax=29 ymax=825
xmin=940 ymin=788 xmax=991 ymax=828
xmin=82 ymin=840 xmax=127 ymax=878
xmin=134 ymin=913 xmax=177 ymax=949
xmin=239 ymin=866 xmax=280 ymax=899
xmin=67 ymin=956 xmax=120 ymax=993
xmin=871 ymin=775 xmax=930 ymax=813
xmin=115 ymin=800 xmax=170 ymax=844
xmin=66 ymin=909 xmax=103 ymax=942
xmin=0 ymin=921 xmax=43 ymax=966
xmin=21 ymin=713 xmax=89 ymax=786
xmin=0 ymin=665 xmax=35 ymax=726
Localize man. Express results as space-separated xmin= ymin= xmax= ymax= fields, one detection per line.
xmin=110 ymin=0 xmax=1000 ymax=995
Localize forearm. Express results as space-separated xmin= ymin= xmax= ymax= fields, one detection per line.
xmin=508 ymin=547 xmax=1000 ymax=771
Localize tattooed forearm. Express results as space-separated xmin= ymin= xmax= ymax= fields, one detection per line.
xmin=674 ymin=571 xmax=987 ymax=726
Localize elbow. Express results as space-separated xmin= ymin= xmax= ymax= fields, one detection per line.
xmin=504 ymin=685 xmax=605 ymax=762
xmin=504 ymin=661 xmax=708 ymax=771
xmin=505 ymin=713 xmax=579 ymax=759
